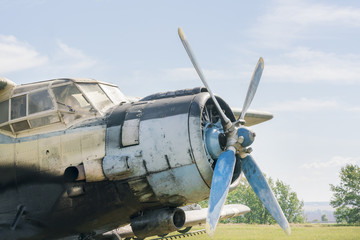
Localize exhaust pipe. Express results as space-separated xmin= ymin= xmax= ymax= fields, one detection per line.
xmin=131 ymin=208 xmax=185 ymax=239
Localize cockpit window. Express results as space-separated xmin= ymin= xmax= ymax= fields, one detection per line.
xmin=28 ymin=90 xmax=54 ymax=114
xmin=12 ymin=82 xmax=49 ymax=95
xmin=53 ymin=84 xmax=91 ymax=112
xmin=52 ymin=84 xmax=93 ymax=125
xmin=99 ymin=84 xmax=128 ymax=105
xmin=0 ymin=79 xmax=123 ymax=135
xmin=11 ymin=95 xmax=26 ymax=119
xmin=0 ymin=100 xmax=9 ymax=124
xmin=77 ymin=83 xmax=114 ymax=113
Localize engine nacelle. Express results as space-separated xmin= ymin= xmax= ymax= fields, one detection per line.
xmin=130 ymin=208 xmax=185 ymax=239
xmin=104 ymin=88 xmax=236 ymax=206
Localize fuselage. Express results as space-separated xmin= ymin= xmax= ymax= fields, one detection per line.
xmin=0 ymin=78 xmax=237 ymax=239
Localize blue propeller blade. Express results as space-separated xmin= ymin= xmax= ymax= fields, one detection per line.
xmin=206 ymin=150 xmax=236 ymax=236
xmin=242 ymin=155 xmax=291 ymax=235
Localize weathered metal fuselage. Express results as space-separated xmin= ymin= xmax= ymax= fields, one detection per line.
xmin=0 ymin=81 xmax=236 ymax=239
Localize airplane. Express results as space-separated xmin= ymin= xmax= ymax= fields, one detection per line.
xmin=0 ymin=28 xmax=289 ymax=240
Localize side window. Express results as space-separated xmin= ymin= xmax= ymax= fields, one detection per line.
xmin=28 ymin=90 xmax=54 ymax=115
xmin=11 ymin=95 xmax=26 ymax=119
xmin=4 ymin=90 xmax=59 ymax=134
xmin=53 ymin=84 xmax=91 ymax=111
xmin=52 ymin=84 xmax=93 ymax=124
xmin=0 ymin=100 xmax=9 ymax=124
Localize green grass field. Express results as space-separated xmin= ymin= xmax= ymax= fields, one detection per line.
xmin=151 ymin=224 xmax=360 ymax=240
xmin=210 ymin=224 xmax=360 ymax=240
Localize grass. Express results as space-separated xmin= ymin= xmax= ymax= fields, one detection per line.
xmin=150 ymin=224 xmax=360 ymax=240
xmin=210 ymin=224 xmax=360 ymax=240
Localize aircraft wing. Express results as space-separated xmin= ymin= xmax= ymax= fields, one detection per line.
xmin=231 ymin=108 xmax=273 ymax=126
xmin=182 ymin=204 xmax=250 ymax=227
xmin=103 ymin=204 xmax=250 ymax=239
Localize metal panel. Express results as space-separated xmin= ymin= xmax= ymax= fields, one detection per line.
xmin=61 ymin=133 xmax=82 ymax=167
xmin=147 ymin=164 xmax=210 ymax=204
xmin=81 ymin=128 xmax=106 ymax=161
xmin=138 ymin=115 xmax=193 ymax=173
xmin=83 ymin=158 xmax=106 ymax=182
xmin=102 ymin=155 xmax=131 ymax=180
xmin=106 ymin=125 xmax=121 ymax=154
xmin=0 ymin=140 xmax=15 ymax=165
xmin=121 ymin=118 xmax=140 ymax=147
xmin=15 ymin=139 xmax=39 ymax=172
xmin=38 ymin=135 xmax=61 ymax=174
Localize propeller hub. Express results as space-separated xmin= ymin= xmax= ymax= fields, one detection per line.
xmin=203 ymin=121 xmax=225 ymax=160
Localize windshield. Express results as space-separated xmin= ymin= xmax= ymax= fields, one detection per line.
xmin=99 ymin=84 xmax=128 ymax=105
xmin=53 ymin=84 xmax=91 ymax=112
xmin=77 ymin=83 xmax=114 ymax=114
xmin=52 ymin=84 xmax=94 ymax=124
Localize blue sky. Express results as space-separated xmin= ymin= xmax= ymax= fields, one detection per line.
xmin=1 ymin=0 xmax=359 ymax=202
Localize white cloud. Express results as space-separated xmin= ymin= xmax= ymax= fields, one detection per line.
xmin=0 ymin=35 xmax=48 ymax=74
xmin=301 ymin=156 xmax=360 ymax=169
xmin=265 ymin=47 xmax=360 ymax=84
xmin=346 ymin=106 xmax=360 ymax=112
xmin=251 ymin=0 xmax=360 ymax=47
xmin=0 ymin=35 xmax=99 ymax=77
xmin=130 ymin=67 xmax=242 ymax=83
xmin=51 ymin=40 xmax=98 ymax=72
xmin=133 ymin=46 xmax=360 ymax=87
xmin=248 ymin=1 xmax=360 ymax=84
xmin=267 ymin=97 xmax=339 ymax=112
xmin=265 ymin=0 xmax=360 ymax=27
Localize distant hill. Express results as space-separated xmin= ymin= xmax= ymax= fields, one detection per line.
xmin=303 ymin=202 xmax=336 ymax=223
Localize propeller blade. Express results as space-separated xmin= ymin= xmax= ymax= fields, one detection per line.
xmin=206 ymin=150 xmax=236 ymax=236
xmin=239 ymin=57 xmax=264 ymax=122
xmin=242 ymin=155 xmax=291 ymax=235
xmin=178 ymin=27 xmax=232 ymax=129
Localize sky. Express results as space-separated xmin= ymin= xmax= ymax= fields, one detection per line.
xmin=0 ymin=0 xmax=359 ymax=202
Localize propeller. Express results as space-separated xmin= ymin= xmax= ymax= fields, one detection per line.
xmin=242 ymin=155 xmax=291 ymax=235
xmin=178 ymin=28 xmax=232 ymax=130
xmin=238 ymin=57 xmax=264 ymax=124
xmin=206 ymin=149 xmax=236 ymax=236
xmin=178 ymin=27 xmax=291 ymax=237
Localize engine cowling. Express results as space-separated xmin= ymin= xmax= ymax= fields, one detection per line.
xmin=104 ymin=88 xmax=237 ymax=206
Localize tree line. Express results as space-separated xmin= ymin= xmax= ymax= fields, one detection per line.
xmin=330 ymin=164 xmax=360 ymax=224
xmin=199 ymin=163 xmax=360 ymax=225
xmin=200 ymin=176 xmax=305 ymax=224
xmin=223 ymin=177 xmax=304 ymax=224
